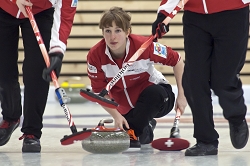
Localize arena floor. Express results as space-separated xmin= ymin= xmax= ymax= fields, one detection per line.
xmin=1 ymin=85 xmax=250 ymax=166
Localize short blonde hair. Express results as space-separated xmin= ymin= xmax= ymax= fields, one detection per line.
xmin=99 ymin=7 xmax=131 ymax=33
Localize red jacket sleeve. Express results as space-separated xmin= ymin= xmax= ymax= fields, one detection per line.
xmin=148 ymin=41 xmax=180 ymax=66
xmin=157 ymin=0 xmax=180 ymax=17
xmin=49 ymin=0 xmax=77 ymax=52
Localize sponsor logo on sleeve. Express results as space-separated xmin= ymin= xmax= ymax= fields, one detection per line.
xmin=153 ymin=42 xmax=167 ymax=58
xmin=88 ymin=73 xmax=97 ymax=78
xmin=71 ymin=0 xmax=78 ymax=7
xmin=87 ymin=63 xmax=97 ymax=73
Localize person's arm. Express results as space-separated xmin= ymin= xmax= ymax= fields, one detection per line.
xmin=87 ymin=50 xmax=129 ymax=130
xmin=152 ymin=0 xmax=180 ymax=38
xmin=102 ymin=105 xmax=129 ymax=130
xmin=172 ymin=56 xmax=187 ymax=115
xmin=157 ymin=0 xmax=180 ymax=17
xmin=50 ymin=0 xmax=77 ymax=52
xmin=148 ymin=42 xmax=187 ymax=114
xmin=43 ymin=0 xmax=77 ymax=81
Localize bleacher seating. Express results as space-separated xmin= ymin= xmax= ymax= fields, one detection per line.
xmin=18 ymin=0 xmax=250 ymax=85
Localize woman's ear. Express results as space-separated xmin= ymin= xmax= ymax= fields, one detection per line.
xmin=126 ymin=28 xmax=131 ymax=37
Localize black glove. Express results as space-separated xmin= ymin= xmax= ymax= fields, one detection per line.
xmin=42 ymin=51 xmax=63 ymax=82
xmin=152 ymin=13 xmax=169 ymax=41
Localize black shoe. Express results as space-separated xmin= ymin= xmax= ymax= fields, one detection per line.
xmin=149 ymin=118 xmax=157 ymax=131
xmin=127 ymin=129 xmax=141 ymax=148
xmin=0 ymin=119 xmax=20 ymax=146
xmin=19 ymin=134 xmax=41 ymax=153
xmin=130 ymin=140 xmax=141 ymax=148
xmin=139 ymin=119 xmax=157 ymax=144
xmin=229 ymin=119 xmax=249 ymax=149
xmin=185 ymin=142 xmax=218 ymax=156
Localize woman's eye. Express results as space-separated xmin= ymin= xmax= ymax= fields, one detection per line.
xmin=116 ymin=29 xmax=121 ymax=33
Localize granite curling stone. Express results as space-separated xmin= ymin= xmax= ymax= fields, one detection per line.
xmin=82 ymin=119 xmax=130 ymax=154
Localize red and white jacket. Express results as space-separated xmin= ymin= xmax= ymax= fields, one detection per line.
xmin=158 ymin=0 xmax=249 ymax=15
xmin=0 ymin=0 xmax=77 ymax=52
xmin=87 ymin=34 xmax=180 ymax=115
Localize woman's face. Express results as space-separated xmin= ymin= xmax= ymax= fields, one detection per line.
xmin=103 ymin=21 xmax=129 ymax=58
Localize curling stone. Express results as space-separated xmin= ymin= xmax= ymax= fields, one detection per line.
xmin=82 ymin=119 xmax=130 ymax=154
xmin=57 ymin=78 xmax=88 ymax=103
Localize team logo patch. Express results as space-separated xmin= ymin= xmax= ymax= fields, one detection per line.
xmin=71 ymin=0 xmax=78 ymax=7
xmin=153 ymin=42 xmax=167 ymax=58
xmin=87 ymin=63 xmax=97 ymax=73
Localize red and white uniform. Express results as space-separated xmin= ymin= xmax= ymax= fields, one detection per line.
xmin=0 ymin=0 xmax=77 ymax=51
xmin=87 ymin=34 xmax=180 ymax=115
xmin=158 ymin=0 xmax=249 ymax=15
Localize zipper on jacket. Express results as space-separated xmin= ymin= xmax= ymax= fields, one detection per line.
xmin=202 ymin=0 xmax=208 ymax=14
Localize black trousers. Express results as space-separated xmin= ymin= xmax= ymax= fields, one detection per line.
xmin=0 ymin=8 xmax=54 ymax=138
xmin=182 ymin=6 xmax=249 ymax=145
xmin=123 ymin=84 xmax=175 ymax=136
